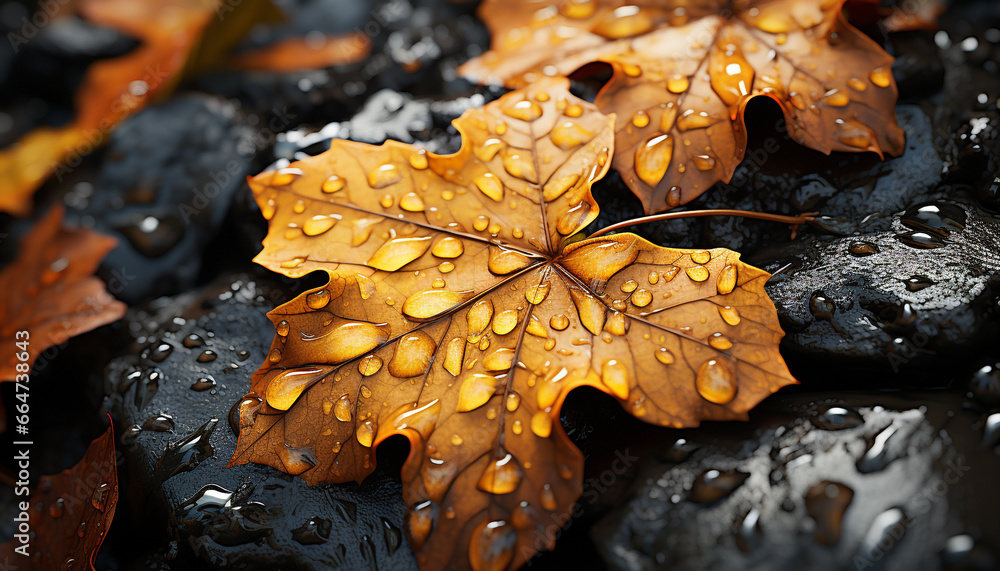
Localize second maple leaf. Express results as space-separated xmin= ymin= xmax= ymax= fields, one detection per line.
xmin=460 ymin=0 xmax=906 ymax=213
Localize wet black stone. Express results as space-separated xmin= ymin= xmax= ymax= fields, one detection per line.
xmin=67 ymin=94 xmax=255 ymax=303
xmin=592 ymin=392 xmax=1000 ymax=571
xmin=970 ymin=364 xmax=1000 ymax=407
xmin=105 ymin=275 xmax=416 ymax=569
xmin=196 ymin=0 xmax=490 ymax=119
xmin=759 ymin=201 xmax=1000 ymax=373
xmin=891 ymin=31 xmax=946 ymax=98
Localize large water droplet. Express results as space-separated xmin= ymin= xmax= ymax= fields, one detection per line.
xmin=469 ymin=520 xmax=517 ymax=571
xmin=368 ymin=236 xmax=433 ymax=271
xmin=432 ymin=237 xmax=464 ymax=259
xmin=483 ymin=348 xmax=516 ymax=372
xmin=503 ymin=99 xmax=543 ymax=121
xmin=601 ymin=359 xmax=630 ymax=399
xmin=388 ymin=331 xmax=437 ymax=377
xmin=488 ymin=246 xmax=535 ymax=275
xmin=634 ymin=134 xmax=673 ymax=186
xmin=457 ymin=374 xmax=498 ymax=412
xmin=477 ymin=453 xmax=523 ymax=494
xmin=303 ymin=215 xmax=339 ymax=237
xmin=869 ymin=66 xmax=892 ymax=88
xmin=716 ymin=264 xmax=737 ymax=294
xmin=266 ymin=366 xmax=334 ymax=411
xmin=368 ymin=163 xmax=402 ymax=188
xmin=569 ymin=288 xmax=606 ymax=335
xmin=475 ymin=173 xmax=504 ymax=202
xmin=805 ymin=481 xmax=854 ymax=546
xmin=531 ymin=411 xmax=552 ymax=438
xmin=402 ymin=289 xmax=471 ymax=320
xmin=306 ymin=289 xmax=331 ymax=309
xmin=695 ymin=359 xmax=736 ymax=404
xmin=551 ymin=121 xmax=593 ymax=150
xmin=592 ymin=5 xmax=653 ymax=39
xmin=334 ymin=395 xmax=353 ymax=422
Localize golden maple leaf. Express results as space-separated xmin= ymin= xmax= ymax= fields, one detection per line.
xmin=459 ymin=0 xmax=906 ymax=214
xmin=229 ymin=77 xmax=796 ymax=570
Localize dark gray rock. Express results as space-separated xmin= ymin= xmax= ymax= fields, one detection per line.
xmin=592 ymin=391 xmax=1000 ymax=571
xmin=758 ymin=201 xmax=1000 ymax=368
xmin=104 ymin=274 xmax=417 ymax=570
xmin=271 ymin=87 xmax=502 ymax=162
xmin=66 ymin=94 xmax=256 ymax=303
xmin=197 ymin=0 xmax=490 ymax=119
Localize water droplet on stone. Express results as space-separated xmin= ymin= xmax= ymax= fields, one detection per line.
xmin=152 ymin=419 xmax=218 ymax=484
xmin=688 ymin=469 xmax=749 ymax=503
xmin=848 ymin=241 xmax=878 ymax=256
xmin=143 ymin=413 xmax=175 ymax=432
xmin=811 ymin=406 xmax=864 ymax=430
xmin=805 ymin=481 xmax=854 ymax=546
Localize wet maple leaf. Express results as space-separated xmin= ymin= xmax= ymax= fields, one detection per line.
xmin=229 ymin=77 xmax=796 ymax=570
xmin=0 ymin=205 xmax=126 ymax=384
xmin=459 ymin=0 xmax=906 ymax=214
xmin=0 ymin=425 xmax=118 ymax=570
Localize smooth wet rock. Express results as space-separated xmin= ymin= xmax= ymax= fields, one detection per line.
xmin=197 ymin=0 xmax=489 ymax=118
xmin=592 ymin=391 xmax=1000 ymax=571
xmin=759 ymin=201 xmax=1000 ymax=371
xmin=66 ymin=94 xmax=255 ymax=303
xmin=105 ymin=275 xmax=417 ymax=569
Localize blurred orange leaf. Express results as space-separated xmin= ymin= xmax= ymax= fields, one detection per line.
xmin=226 ymin=31 xmax=372 ymax=72
xmin=0 ymin=204 xmax=125 ymax=384
xmin=0 ymin=425 xmax=119 ymax=570
xmin=228 ymin=77 xmax=796 ymax=570
xmin=0 ymin=0 xmax=224 ymax=216
xmin=459 ymin=0 xmax=906 ymax=214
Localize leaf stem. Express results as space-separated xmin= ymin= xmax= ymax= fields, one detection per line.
xmin=588 ymin=209 xmax=818 ymax=239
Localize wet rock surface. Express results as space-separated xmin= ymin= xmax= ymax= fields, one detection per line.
xmin=197 ymin=0 xmax=489 ymax=120
xmin=65 ymin=94 xmax=257 ymax=303
xmin=758 ymin=201 xmax=1000 ymax=369
xmin=104 ymin=275 xmax=417 ymax=569
xmin=591 ymin=391 xmax=1000 ymax=571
